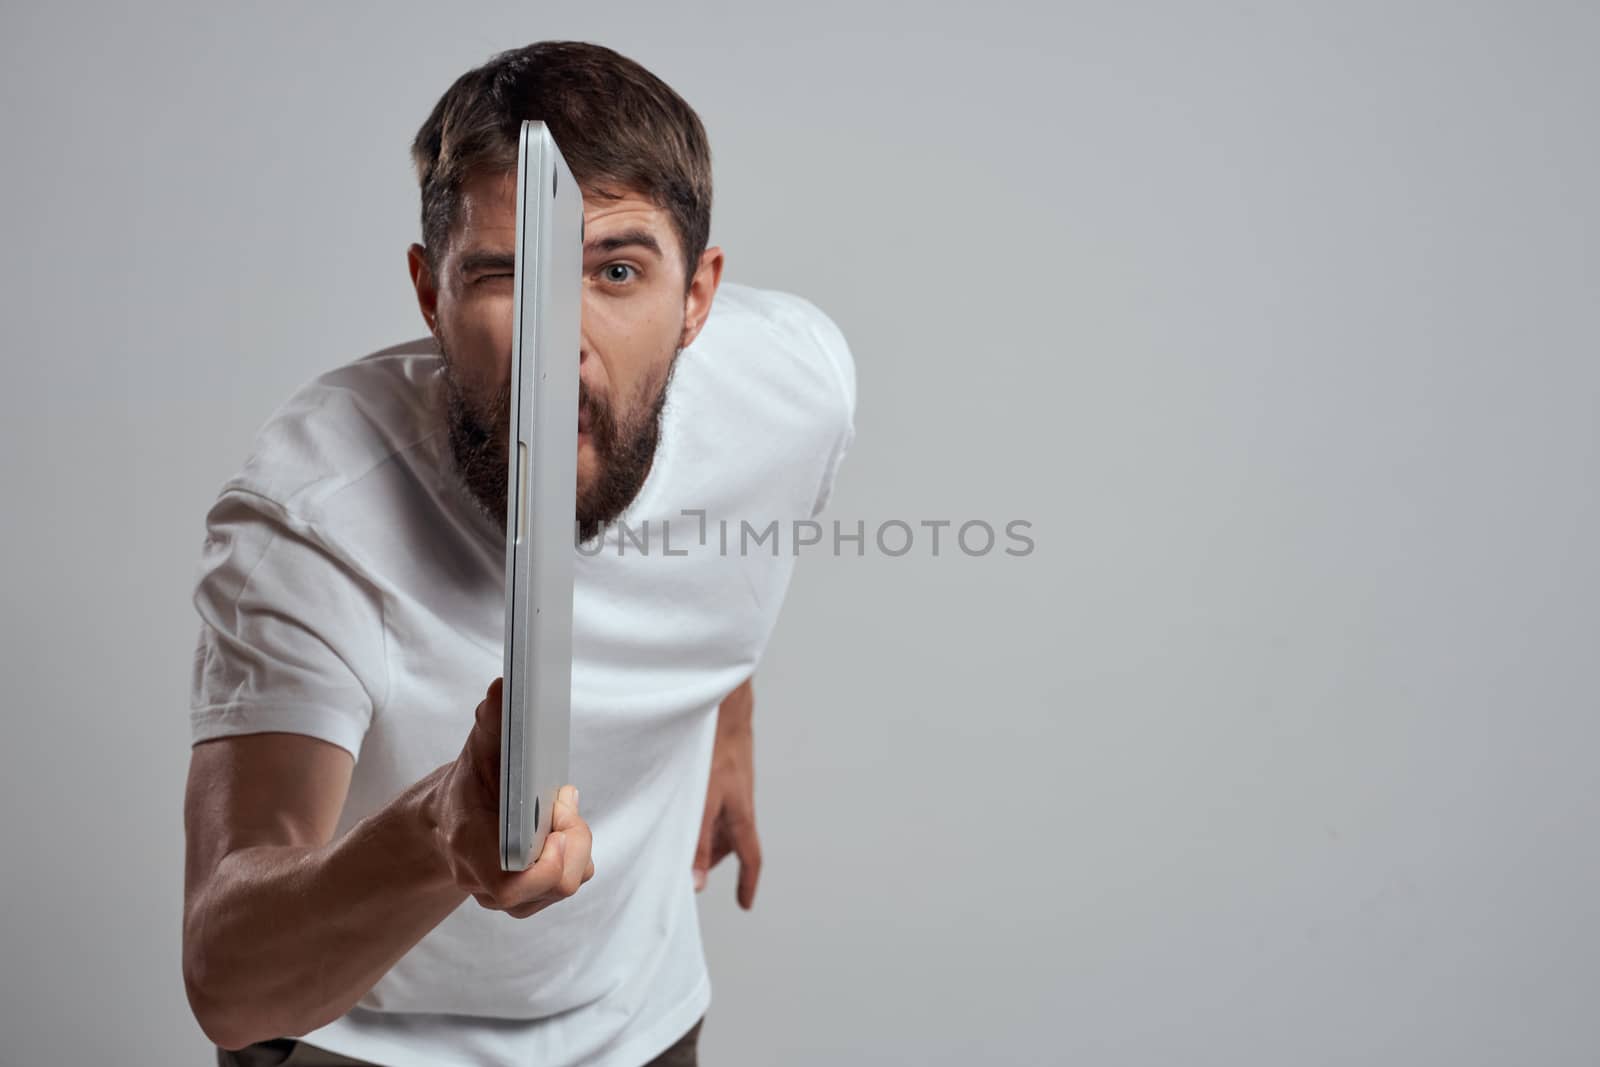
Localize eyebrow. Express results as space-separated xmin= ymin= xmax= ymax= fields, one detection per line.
xmin=585 ymin=227 xmax=663 ymax=260
xmin=456 ymin=250 xmax=515 ymax=276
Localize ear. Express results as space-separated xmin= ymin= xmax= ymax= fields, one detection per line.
xmin=407 ymin=243 xmax=441 ymax=337
xmin=679 ymin=246 xmax=725 ymax=350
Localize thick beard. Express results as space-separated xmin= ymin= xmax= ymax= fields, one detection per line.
xmin=438 ymin=339 xmax=679 ymax=547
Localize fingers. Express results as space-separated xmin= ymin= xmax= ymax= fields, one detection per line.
xmin=708 ymin=820 xmax=734 ymax=869
xmin=496 ymin=832 xmax=571 ymax=919
xmin=735 ymin=819 xmax=763 ymax=910
xmin=558 ymin=826 xmax=590 ymax=897
xmin=474 ymin=828 xmax=567 ymax=913
xmin=497 ymin=841 xmax=590 ymax=919
xmin=547 ymin=786 xmax=592 ymax=897
xmin=549 ymin=784 xmax=583 ymax=831
xmin=477 ymin=785 xmax=593 ymax=918
xmin=449 ymin=687 xmax=592 ymax=922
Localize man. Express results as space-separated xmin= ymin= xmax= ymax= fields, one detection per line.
xmin=182 ymin=40 xmax=857 ymax=1067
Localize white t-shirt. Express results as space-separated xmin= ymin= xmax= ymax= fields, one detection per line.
xmin=188 ymin=280 xmax=856 ymax=1067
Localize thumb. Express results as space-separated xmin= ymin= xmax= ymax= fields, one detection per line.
xmin=464 ymin=679 xmax=505 ymax=792
xmin=474 ymin=678 xmax=504 ymax=740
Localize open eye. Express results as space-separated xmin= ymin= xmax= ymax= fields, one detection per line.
xmin=600 ymin=263 xmax=639 ymax=286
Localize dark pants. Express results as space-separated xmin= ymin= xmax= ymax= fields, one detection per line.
xmin=217 ymin=1015 xmax=704 ymax=1067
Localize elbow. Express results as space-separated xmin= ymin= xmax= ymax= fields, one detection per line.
xmin=184 ymin=950 xmax=250 ymax=1051
xmin=183 ymin=941 xmax=340 ymax=1051
xmin=184 ymin=929 xmax=278 ymax=1051
xmin=186 ymin=983 xmax=246 ymax=1051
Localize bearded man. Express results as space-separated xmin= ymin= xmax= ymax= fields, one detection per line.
xmin=181 ymin=39 xmax=856 ymax=1067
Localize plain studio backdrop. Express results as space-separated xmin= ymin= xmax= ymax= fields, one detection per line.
xmin=2 ymin=2 xmax=1597 ymax=1064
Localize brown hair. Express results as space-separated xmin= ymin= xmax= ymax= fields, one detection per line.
xmin=410 ymin=41 xmax=713 ymax=292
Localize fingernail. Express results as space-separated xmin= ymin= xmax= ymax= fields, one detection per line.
xmin=571 ymin=787 xmax=580 ymax=807
xmin=693 ymin=868 xmax=706 ymax=891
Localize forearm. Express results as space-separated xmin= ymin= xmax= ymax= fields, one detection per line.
xmin=185 ymin=766 xmax=465 ymax=1049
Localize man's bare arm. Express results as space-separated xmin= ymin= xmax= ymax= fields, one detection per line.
xmin=694 ymin=675 xmax=762 ymax=907
xmin=181 ymin=732 xmax=460 ymax=1048
xmin=182 ymin=679 xmax=594 ymax=1051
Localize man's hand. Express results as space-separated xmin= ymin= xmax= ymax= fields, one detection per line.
xmin=693 ymin=677 xmax=761 ymax=909
xmin=429 ymin=677 xmax=595 ymax=918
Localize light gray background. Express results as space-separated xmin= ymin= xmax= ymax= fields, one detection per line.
xmin=2 ymin=2 xmax=1596 ymax=1064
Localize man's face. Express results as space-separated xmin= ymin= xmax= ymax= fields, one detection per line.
xmin=407 ymin=168 xmax=723 ymax=544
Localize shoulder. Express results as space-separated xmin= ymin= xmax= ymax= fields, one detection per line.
xmin=222 ymin=337 xmax=447 ymax=525
xmin=693 ymin=281 xmax=856 ymax=428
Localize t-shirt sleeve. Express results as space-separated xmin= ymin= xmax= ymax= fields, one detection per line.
xmin=189 ymin=489 xmax=388 ymax=759
xmin=806 ymin=303 xmax=858 ymax=519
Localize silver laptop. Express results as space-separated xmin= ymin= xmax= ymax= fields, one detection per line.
xmin=500 ymin=120 xmax=582 ymax=871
